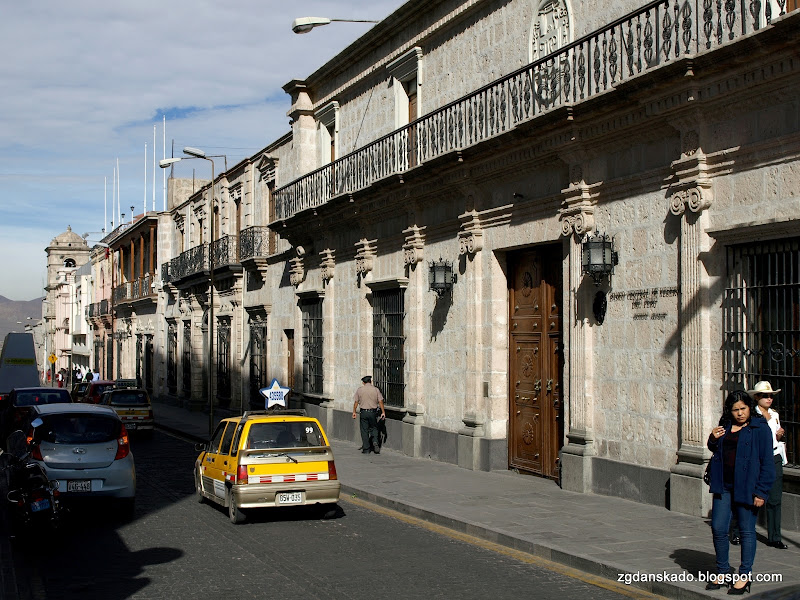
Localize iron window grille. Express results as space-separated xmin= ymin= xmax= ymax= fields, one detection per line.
xmin=182 ymin=321 xmax=192 ymax=399
xmin=723 ymin=237 xmax=799 ymax=467
xmin=249 ymin=321 xmax=268 ymax=408
xmin=301 ymin=299 xmax=324 ymax=394
xmin=373 ymin=289 xmax=406 ymax=408
xmin=167 ymin=323 xmax=177 ymax=394
xmin=217 ymin=318 xmax=232 ymax=408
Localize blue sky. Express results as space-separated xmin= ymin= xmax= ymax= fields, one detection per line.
xmin=0 ymin=0 xmax=404 ymax=301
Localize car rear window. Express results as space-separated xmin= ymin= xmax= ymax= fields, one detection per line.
xmin=91 ymin=384 xmax=114 ymax=396
xmin=14 ymin=390 xmax=72 ymax=406
xmin=245 ymin=421 xmax=325 ymax=449
xmin=109 ymin=392 xmax=150 ymax=405
xmin=37 ymin=414 xmax=121 ymax=444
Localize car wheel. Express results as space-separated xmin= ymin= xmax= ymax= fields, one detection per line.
xmin=195 ymin=470 xmax=205 ymax=504
xmin=228 ymin=495 xmax=246 ymax=524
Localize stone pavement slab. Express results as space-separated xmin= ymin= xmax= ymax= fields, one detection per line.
xmin=152 ymin=401 xmax=800 ymax=600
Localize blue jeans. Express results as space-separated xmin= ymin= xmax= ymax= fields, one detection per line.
xmin=711 ymin=489 xmax=758 ymax=576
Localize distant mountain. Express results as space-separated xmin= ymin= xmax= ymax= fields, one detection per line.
xmin=0 ymin=297 xmax=44 ymax=341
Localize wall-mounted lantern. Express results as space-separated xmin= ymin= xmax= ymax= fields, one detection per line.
xmin=581 ymin=232 xmax=618 ymax=286
xmin=582 ymin=232 xmax=618 ymax=325
xmin=429 ymin=258 xmax=457 ymax=296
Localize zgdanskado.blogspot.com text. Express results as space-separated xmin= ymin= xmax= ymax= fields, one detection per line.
xmin=617 ymin=571 xmax=783 ymax=586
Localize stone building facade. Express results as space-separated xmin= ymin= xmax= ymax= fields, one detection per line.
xmin=150 ymin=0 xmax=800 ymax=526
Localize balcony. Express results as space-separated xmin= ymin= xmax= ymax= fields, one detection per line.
xmin=87 ymin=299 xmax=109 ymax=318
xmin=273 ymin=0 xmax=792 ymax=222
xmin=239 ymin=226 xmax=272 ymax=271
xmin=113 ymin=273 xmax=156 ymax=304
xmin=162 ymin=244 xmax=208 ymax=285
xmin=211 ymin=235 xmax=240 ymax=269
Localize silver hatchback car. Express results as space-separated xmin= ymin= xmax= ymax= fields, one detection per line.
xmin=28 ymin=404 xmax=136 ymax=516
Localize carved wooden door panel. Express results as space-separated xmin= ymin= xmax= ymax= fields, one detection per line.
xmin=509 ymin=246 xmax=563 ymax=478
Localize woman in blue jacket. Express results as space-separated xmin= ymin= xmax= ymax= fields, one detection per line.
xmin=706 ymin=389 xmax=775 ymax=593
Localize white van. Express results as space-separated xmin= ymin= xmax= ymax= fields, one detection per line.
xmin=0 ymin=332 xmax=40 ymax=402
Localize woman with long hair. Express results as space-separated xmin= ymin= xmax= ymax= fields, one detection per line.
xmin=706 ymin=389 xmax=775 ymax=594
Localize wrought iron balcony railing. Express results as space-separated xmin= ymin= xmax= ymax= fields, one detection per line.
xmin=211 ymin=235 xmax=239 ymax=268
xmin=239 ymin=226 xmax=271 ymax=261
xmin=274 ymin=0 xmax=792 ymax=221
xmin=113 ymin=274 xmax=156 ymax=304
xmin=170 ymin=244 xmax=208 ymax=281
xmin=161 ymin=262 xmax=171 ymax=284
xmin=87 ymin=299 xmax=109 ymax=318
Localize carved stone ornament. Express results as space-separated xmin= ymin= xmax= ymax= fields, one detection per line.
xmin=256 ymin=153 xmax=279 ymax=184
xmin=173 ymin=213 xmax=185 ymax=233
xmin=669 ymin=186 xmax=712 ymax=216
xmin=289 ymin=257 xmax=305 ymax=287
xmin=228 ymin=182 xmax=243 ymax=204
xmin=458 ymin=211 xmax=484 ymax=256
xmin=402 ymin=225 xmax=426 ymax=267
xmin=320 ymin=248 xmax=335 ymax=282
xmin=355 ymin=239 xmax=377 ymax=276
xmin=530 ymin=0 xmax=571 ymax=61
xmin=560 ymin=208 xmax=595 ymax=236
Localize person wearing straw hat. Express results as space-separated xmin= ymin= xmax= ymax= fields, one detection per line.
xmin=749 ymin=380 xmax=788 ymax=549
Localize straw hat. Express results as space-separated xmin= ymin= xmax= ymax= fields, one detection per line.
xmin=747 ymin=381 xmax=781 ymax=396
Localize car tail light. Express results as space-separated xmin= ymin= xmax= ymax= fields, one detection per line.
xmin=237 ymin=465 xmax=248 ymax=484
xmin=31 ymin=444 xmax=43 ymax=461
xmin=328 ymin=460 xmax=338 ymax=480
xmin=115 ymin=425 xmax=130 ymax=460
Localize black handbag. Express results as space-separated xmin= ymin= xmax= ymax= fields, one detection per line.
xmin=703 ymin=460 xmax=712 ymax=485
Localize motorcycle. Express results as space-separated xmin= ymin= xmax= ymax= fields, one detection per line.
xmin=2 ymin=419 xmax=61 ymax=534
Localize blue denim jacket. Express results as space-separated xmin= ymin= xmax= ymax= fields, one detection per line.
xmin=707 ymin=416 xmax=775 ymax=504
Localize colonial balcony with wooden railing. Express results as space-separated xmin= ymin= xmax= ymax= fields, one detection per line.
xmin=112 ymin=273 xmax=157 ymax=305
xmin=272 ymin=0 xmax=796 ymax=223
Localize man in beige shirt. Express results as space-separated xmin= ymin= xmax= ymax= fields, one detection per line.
xmin=352 ymin=375 xmax=386 ymax=454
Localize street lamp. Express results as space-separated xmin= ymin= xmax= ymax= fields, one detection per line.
xmin=160 ymin=146 xmax=221 ymax=436
xmin=291 ymin=16 xmax=379 ymax=34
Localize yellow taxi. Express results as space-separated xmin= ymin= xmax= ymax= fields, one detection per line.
xmin=194 ymin=410 xmax=340 ymax=523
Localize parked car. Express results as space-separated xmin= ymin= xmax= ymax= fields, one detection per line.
xmin=99 ymin=388 xmax=154 ymax=434
xmin=1 ymin=387 xmax=72 ymax=447
xmin=195 ymin=410 xmax=340 ymax=524
xmin=81 ymin=380 xmax=115 ymax=404
xmin=70 ymin=381 xmax=89 ymax=402
xmin=28 ymin=403 xmax=136 ymax=516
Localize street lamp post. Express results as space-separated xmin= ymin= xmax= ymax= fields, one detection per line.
xmin=291 ymin=17 xmax=379 ymax=34
xmin=160 ymin=147 xmax=220 ymax=437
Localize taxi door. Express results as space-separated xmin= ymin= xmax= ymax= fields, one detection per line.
xmin=202 ymin=421 xmax=230 ymax=502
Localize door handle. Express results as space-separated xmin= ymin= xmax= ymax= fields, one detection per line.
xmin=546 ymin=379 xmax=553 ymax=392
xmin=533 ymin=379 xmax=541 ymax=392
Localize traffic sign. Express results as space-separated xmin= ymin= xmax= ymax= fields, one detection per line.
xmin=48 ymin=353 xmax=57 ymax=365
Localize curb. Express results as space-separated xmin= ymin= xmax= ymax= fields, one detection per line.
xmin=340 ymin=483 xmax=718 ymax=600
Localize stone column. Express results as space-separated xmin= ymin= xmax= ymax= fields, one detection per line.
xmin=400 ymin=226 xmax=426 ymax=457
xmin=668 ymin=143 xmax=714 ymax=517
xmin=457 ymin=210 xmax=486 ymax=470
xmin=558 ymin=166 xmax=596 ymax=493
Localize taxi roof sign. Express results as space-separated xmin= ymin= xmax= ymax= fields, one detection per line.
xmin=259 ymin=379 xmax=290 ymax=409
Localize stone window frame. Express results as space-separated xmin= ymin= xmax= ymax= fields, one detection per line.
xmin=315 ymin=101 xmax=339 ymax=168
xmin=387 ymin=47 xmax=423 ymax=130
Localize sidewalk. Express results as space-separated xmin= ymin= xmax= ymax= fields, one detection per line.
xmin=152 ymin=401 xmax=800 ymax=600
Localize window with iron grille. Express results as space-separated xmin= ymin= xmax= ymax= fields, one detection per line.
xmin=182 ymin=321 xmax=191 ymax=398
xmin=249 ymin=320 xmax=268 ymax=408
xmin=373 ymin=289 xmax=405 ymax=407
xmin=167 ymin=322 xmax=177 ymax=394
xmin=217 ymin=318 xmax=232 ymax=407
xmin=723 ymin=237 xmax=799 ymax=467
xmin=301 ymin=298 xmax=323 ymax=394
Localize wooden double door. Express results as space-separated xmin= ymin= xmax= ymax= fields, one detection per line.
xmin=509 ymin=246 xmax=563 ymax=479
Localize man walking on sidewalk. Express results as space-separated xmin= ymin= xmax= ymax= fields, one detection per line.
xmin=352 ymin=375 xmax=386 ymax=454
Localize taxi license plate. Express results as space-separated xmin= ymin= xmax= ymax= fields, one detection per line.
xmin=68 ymin=480 xmax=91 ymax=493
xmin=277 ymin=492 xmax=302 ymax=505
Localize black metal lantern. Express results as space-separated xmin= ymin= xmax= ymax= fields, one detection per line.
xmin=581 ymin=232 xmax=618 ymax=286
xmin=429 ymin=258 xmax=456 ymax=296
